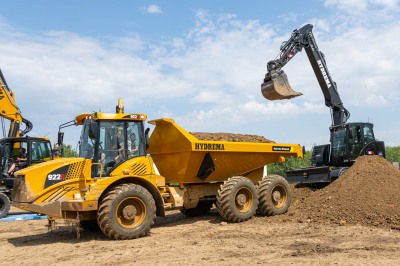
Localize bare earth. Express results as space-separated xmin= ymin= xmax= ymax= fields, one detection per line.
xmin=1 ymin=207 xmax=399 ymax=266
xmin=1 ymin=132 xmax=400 ymax=265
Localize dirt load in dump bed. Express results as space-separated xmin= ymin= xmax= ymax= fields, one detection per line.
xmin=191 ymin=132 xmax=274 ymax=143
xmin=270 ymin=155 xmax=400 ymax=229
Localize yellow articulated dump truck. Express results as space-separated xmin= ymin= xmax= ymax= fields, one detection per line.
xmin=12 ymin=99 xmax=302 ymax=240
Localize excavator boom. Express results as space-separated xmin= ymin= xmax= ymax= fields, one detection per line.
xmin=261 ymin=24 xmax=313 ymax=100
xmin=0 ymin=68 xmax=33 ymax=137
xmin=261 ymin=24 xmax=349 ymax=126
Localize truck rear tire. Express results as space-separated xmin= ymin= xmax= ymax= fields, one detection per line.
xmin=257 ymin=174 xmax=291 ymax=216
xmin=0 ymin=192 xmax=10 ymax=219
xmin=97 ymin=184 xmax=156 ymax=240
xmin=216 ymin=176 xmax=258 ymax=223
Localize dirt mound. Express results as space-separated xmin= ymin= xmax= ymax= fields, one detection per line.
xmin=190 ymin=132 xmax=273 ymax=143
xmin=273 ymin=156 xmax=400 ymax=229
xmin=190 ymin=133 xmax=399 ymax=229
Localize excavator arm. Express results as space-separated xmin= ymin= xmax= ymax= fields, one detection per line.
xmin=0 ymin=68 xmax=33 ymax=137
xmin=262 ymin=24 xmax=350 ymax=126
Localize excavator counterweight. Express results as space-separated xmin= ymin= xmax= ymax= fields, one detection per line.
xmin=261 ymin=70 xmax=302 ymax=100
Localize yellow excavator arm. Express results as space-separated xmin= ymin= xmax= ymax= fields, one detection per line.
xmin=0 ymin=68 xmax=32 ymax=137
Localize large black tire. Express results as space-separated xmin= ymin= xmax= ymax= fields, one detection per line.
xmin=97 ymin=184 xmax=156 ymax=240
xmin=181 ymin=200 xmax=214 ymax=217
xmin=0 ymin=192 xmax=11 ymax=219
xmin=216 ymin=176 xmax=258 ymax=223
xmin=258 ymin=174 xmax=291 ymax=216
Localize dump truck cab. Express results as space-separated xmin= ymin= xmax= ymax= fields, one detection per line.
xmin=70 ymin=112 xmax=148 ymax=177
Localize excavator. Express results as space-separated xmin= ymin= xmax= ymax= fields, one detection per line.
xmin=261 ymin=24 xmax=385 ymax=184
xmin=0 ymin=68 xmax=53 ymax=218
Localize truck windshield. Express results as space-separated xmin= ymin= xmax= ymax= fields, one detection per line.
xmin=98 ymin=120 xmax=146 ymax=166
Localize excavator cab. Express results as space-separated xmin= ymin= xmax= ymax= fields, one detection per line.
xmin=0 ymin=137 xmax=53 ymax=175
xmin=261 ymin=69 xmax=303 ymax=100
xmin=329 ymin=123 xmax=385 ymax=167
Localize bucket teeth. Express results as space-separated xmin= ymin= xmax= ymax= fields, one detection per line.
xmin=261 ymin=70 xmax=302 ymax=100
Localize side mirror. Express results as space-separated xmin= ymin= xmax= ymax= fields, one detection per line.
xmin=58 ymin=132 xmax=64 ymax=146
xmin=89 ymin=122 xmax=98 ymax=140
xmin=145 ymin=128 xmax=150 ymax=150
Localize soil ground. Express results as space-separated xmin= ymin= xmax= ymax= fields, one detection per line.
xmin=1 ymin=133 xmax=400 ymax=265
xmin=1 ymin=205 xmax=400 ymax=266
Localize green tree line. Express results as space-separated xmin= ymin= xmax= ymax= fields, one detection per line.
xmin=57 ymin=144 xmax=78 ymax=158
xmin=385 ymin=146 xmax=400 ymax=163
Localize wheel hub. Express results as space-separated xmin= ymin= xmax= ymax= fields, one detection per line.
xmin=272 ymin=190 xmax=282 ymax=202
xmin=122 ymin=205 xmax=137 ymax=220
xmin=236 ymin=193 xmax=247 ymax=207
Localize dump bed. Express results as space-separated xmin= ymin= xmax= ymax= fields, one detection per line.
xmin=147 ymin=118 xmax=303 ymax=183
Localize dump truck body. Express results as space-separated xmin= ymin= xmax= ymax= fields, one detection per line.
xmin=148 ymin=118 xmax=302 ymax=184
xmin=12 ymin=100 xmax=302 ymax=239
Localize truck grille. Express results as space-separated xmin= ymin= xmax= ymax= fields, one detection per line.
xmin=66 ymin=161 xmax=87 ymax=180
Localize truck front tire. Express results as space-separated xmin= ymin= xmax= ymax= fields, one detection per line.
xmin=97 ymin=184 xmax=156 ymax=240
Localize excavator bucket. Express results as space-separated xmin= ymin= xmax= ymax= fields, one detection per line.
xmin=261 ymin=70 xmax=303 ymax=100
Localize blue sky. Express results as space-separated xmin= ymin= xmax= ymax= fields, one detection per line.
xmin=0 ymin=0 xmax=399 ymax=149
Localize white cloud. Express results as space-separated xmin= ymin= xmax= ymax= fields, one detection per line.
xmin=324 ymin=0 xmax=369 ymax=12
xmin=324 ymin=0 xmax=399 ymax=16
xmin=0 ymin=5 xmax=399 ymax=147
xmin=143 ymin=4 xmax=163 ymax=14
